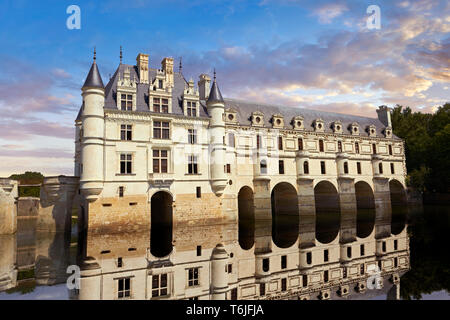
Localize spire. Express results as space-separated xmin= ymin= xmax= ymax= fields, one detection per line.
xmin=120 ymin=46 xmax=123 ymax=64
xmin=207 ymin=68 xmax=224 ymax=104
xmin=82 ymin=47 xmax=104 ymax=89
xmin=179 ymin=57 xmax=182 ymax=73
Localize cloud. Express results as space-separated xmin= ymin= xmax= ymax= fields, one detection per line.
xmin=312 ymin=3 xmax=348 ymax=24
xmin=0 ymin=119 xmax=74 ymax=141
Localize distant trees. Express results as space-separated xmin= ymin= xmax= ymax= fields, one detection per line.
xmin=8 ymin=171 xmax=44 ymax=197
xmin=391 ymin=103 xmax=450 ymax=193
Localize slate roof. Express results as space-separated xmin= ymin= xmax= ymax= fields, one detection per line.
xmin=207 ymin=79 xmax=224 ymax=104
xmin=76 ymin=63 xmax=398 ymax=139
xmin=82 ymin=62 xmax=104 ymax=89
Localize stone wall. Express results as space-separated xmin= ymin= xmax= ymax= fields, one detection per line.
xmin=0 ymin=178 xmax=18 ymax=234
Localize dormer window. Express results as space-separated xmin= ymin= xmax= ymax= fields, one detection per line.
xmin=367 ymin=125 xmax=377 ymax=137
xmin=332 ymin=121 xmax=343 ymax=134
xmin=292 ymin=116 xmax=304 ymax=130
xmin=120 ymin=94 xmax=133 ymax=111
xmin=153 ymin=98 xmax=169 ymax=113
xmin=350 ymin=122 xmax=360 ymax=135
xmin=272 ymin=114 xmax=284 ymax=128
xmin=187 ymin=101 xmax=197 ymax=117
xmin=251 ymin=111 xmax=264 ymax=127
xmin=225 ymin=109 xmax=238 ymax=124
xmin=158 ymin=79 xmax=163 ymax=89
xmin=314 ymin=119 xmax=325 ymax=132
xmin=384 ymin=126 xmax=392 ymax=138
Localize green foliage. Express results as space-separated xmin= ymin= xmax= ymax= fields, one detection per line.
xmin=391 ymin=103 xmax=450 ymax=193
xmin=9 ymin=171 xmax=44 ymax=185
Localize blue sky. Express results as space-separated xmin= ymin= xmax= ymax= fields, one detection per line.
xmin=0 ymin=0 xmax=449 ymax=176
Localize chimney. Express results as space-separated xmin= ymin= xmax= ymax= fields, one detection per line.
xmin=198 ymin=74 xmax=211 ymax=100
xmin=377 ymin=105 xmax=392 ymax=127
xmin=136 ymin=53 xmax=149 ymax=84
xmin=161 ymin=57 xmax=174 ymax=87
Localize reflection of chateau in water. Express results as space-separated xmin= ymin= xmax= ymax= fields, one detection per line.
xmin=74 ymin=213 xmax=409 ymax=300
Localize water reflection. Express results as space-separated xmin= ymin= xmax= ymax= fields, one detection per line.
xmin=5 ymin=205 xmax=450 ymax=300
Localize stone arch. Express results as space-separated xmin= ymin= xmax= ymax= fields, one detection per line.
xmin=150 ymin=191 xmax=173 ymax=258
xmin=355 ymin=181 xmax=375 ymax=238
xmin=389 ymin=179 xmax=407 ymax=235
xmin=238 ymin=186 xmax=255 ymax=250
xmin=271 ymin=182 xmax=299 ymax=248
xmin=314 ymin=180 xmax=340 ymax=244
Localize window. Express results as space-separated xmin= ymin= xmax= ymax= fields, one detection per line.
xmin=188 ymin=129 xmax=197 ymax=144
xmin=338 ymin=141 xmax=342 ymax=152
xmin=357 ymin=162 xmax=362 ymax=174
xmin=390 ymin=163 xmax=395 ymax=174
xmin=262 ymin=258 xmax=270 ymax=272
xmin=153 ymin=150 xmax=168 ymax=173
xmin=320 ymin=161 xmax=326 ymax=174
xmin=343 ymin=267 xmax=347 ymax=279
xmin=319 ymin=139 xmax=324 ymax=152
xmin=324 ymin=249 xmax=329 ymax=262
xmin=298 ymin=138 xmax=303 ymax=151
xmin=360 ymin=264 xmax=365 ymax=275
xmin=372 ymin=143 xmax=377 ymax=154
xmin=394 ymin=257 xmax=398 ymax=268
xmin=379 ymin=162 xmax=383 ymax=174
xmin=344 ymin=162 xmax=349 ymax=174
xmin=120 ymin=154 xmax=132 ymax=174
xmin=225 ymin=164 xmax=231 ymax=174
xmin=153 ymin=98 xmax=168 ymax=113
xmin=117 ymin=257 xmax=123 ymax=268
xmin=378 ymin=260 xmax=382 ymax=271
xmin=187 ymin=101 xmax=197 ymax=117
xmin=306 ymin=252 xmax=312 ymax=265
xmin=256 ymin=135 xmax=261 ymax=149
xmin=324 ymin=270 xmax=329 ymax=283
xmin=230 ymin=288 xmax=238 ymax=300
xmin=260 ymin=283 xmax=266 ymax=296
xmin=303 ymin=161 xmax=309 ymax=174
xmin=260 ymin=160 xmax=267 ymax=174
xmin=120 ymin=94 xmax=132 ymax=111
xmin=278 ymin=136 xmax=283 ymax=150
xmin=228 ymin=133 xmax=235 ymax=147
xmin=188 ymin=268 xmax=199 ymax=287
xmin=119 ymin=186 xmax=124 ymax=197
xmin=118 ymin=278 xmax=131 ymax=299
xmin=347 ymin=247 xmax=352 ymax=258
xmin=394 ymin=240 xmax=398 ymax=251
xmin=227 ymin=264 xmax=233 ymax=274
xmin=360 ymin=244 xmax=365 ymax=256
xmin=197 ymin=246 xmax=202 ymax=256
xmin=188 ymin=155 xmax=198 ymax=174
xmin=158 ymin=79 xmax=163 ymax=89
xmin=153 ymin=121 xmax=170 ymax=139
xmin=281 ymin=255 xmax=287 ymax=269
xmin=389 ymin=145 xmax=393 ymax=155
xmin=382 ymin=241 xmax=386 ymax=252
xmin=120 ymin=124 xmax=132 ymax=141
xmin=355 ymin=142 xmax=360 ymax=154
xmin=281 ymin=278 xmax=287 ymax=292
xmin=152 ymin=274 xmax=168 ymax=298
xmin=302 ymin=275 xmax=308 ymax=287
xmin=279 ymin=160 xmax=284 ymax=174
xmin=196 ymin=187 xmax=201 ymax=198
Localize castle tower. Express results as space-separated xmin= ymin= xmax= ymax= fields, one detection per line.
xmin=207 ymin=71 xmax=228 ymax=196
xmin=211 ymin=243 xmax=229 ymax=300
xmin=79 ymin=49 xmax=105 ymax=202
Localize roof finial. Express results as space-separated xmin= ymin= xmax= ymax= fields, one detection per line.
xmin=179 ymin=57 xmax=182 ymax=73
xmin=120 ymin=46 xmax=123 ymax=64
xmin=93 ymin=47 xmax=97 ymax=62
xmin=213 ymin=68 xmax=216 ymax=82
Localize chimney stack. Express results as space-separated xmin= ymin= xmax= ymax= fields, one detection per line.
xmin=377 ymin=105 xmax=392 ymax=128
xmin=198 ymin=74 xmax=211 ymax=100
xmin=161 ymin=57 xmax=174 ymax=87
xmin=136 ymin=53 xmax=149 ymax=84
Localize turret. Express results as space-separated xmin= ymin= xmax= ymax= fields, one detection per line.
xmin=211 ymin=243 xmax=229 ymax=299
xmin=79 ymin=48 xmax=105 ymax=202
xmin=207 ymin=71 xmax=228 ymax=196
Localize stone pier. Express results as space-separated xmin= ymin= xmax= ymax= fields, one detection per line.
xmin=373 ymin=177 xmax=392 ymax=238
xmin=253 ymin=178 xmax=272 ymax=253
xmin=337 ymin=178 xmax=357 ymax=243
xmin=0 ymin=178 xmax=18 ymax=235
xmin=297 ymin=178 xmax=316 ymax=248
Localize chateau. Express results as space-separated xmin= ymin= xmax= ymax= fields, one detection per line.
xmin=75 ymin=49 xmax=407 ymax=240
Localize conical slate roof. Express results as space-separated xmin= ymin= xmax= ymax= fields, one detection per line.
xmin=207 ymin=76 xmax=224 ymax=104
xmin=82 ymin=61 xmax=104 ymax=89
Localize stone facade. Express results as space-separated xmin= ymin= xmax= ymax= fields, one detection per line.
xmin=0 ymin=179 xmax=18 ymax=235
xmin=75 ymin=51 xmax=408 ymax=234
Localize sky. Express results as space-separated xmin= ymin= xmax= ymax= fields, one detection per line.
xmin=0 ymin=0 xmax=448 ymax=176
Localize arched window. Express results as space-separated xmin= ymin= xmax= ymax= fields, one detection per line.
xmin=260 ymin=160 xmax=267 ymax=174
xmin=303 ymin=161 xmax=309 ymax=174
xmin=228 ymin=133 xmax=235 ymax=147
